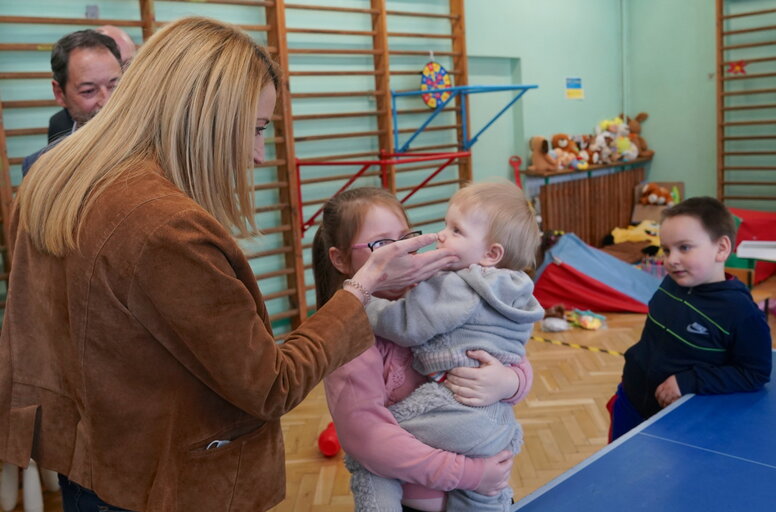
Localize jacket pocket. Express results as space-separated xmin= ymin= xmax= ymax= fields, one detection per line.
xmin=176 ymin=421 xmax=282 ymax=512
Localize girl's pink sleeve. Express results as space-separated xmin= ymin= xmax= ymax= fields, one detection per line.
xmin=503 ymin=357 xmax=533 ymax=405
xmin=324 ymin=345 xmax=484 ymax=491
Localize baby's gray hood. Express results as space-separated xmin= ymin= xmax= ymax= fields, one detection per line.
xmin=458 ymin=265 xmax=545 ymax=323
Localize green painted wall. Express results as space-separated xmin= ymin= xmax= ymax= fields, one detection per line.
xmin=465 ymin=0 xmax=626 ymax=183
xmin=624 ymin=0 xmax=717 ymax=199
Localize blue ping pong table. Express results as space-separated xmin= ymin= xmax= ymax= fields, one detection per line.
xmin=514 ymin=351 xmax=776 ymax=511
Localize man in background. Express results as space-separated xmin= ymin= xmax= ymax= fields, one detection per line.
xmin=23 ymin=29 xmax=122 ymax=176
xmin=45 ymin=27 xmax=132 ymax=145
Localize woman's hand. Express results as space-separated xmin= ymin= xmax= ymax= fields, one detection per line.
xmin=444 ymin=350 xmax=519 ymax=407
xmin=351 ymin=233 xmax=458 ymax=296
xmin=475 ymin=450 xmax=514 ymax=496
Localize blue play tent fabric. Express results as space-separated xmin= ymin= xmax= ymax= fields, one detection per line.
xmin=533 ymin=233 xmax=661 ymax=313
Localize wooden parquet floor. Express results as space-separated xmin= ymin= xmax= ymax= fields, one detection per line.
xmin=13 ymin=303 xmax=776 ymax=511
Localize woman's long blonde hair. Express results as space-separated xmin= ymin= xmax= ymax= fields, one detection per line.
xmin=18 ymin=16 xmax=280 ymax=256
xmin=312 ymin=187 xmax=409 ymax=308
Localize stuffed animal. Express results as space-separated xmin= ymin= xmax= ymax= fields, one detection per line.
xmin=591 ymin=131 xmax=616 ymax=164
xmin=597 ymin=116 xmax=625 ymax=136
xmin=551 ymin=133 xmax=586 ymax=169
xmin=626 ymin=112 xmax=654 ymax=159
xmin=551 ymin=133 xmax=579 ymax=155
xmin=611 ymin=220 xmax=660 ymax=246
xmin=640 ymin=182 xmax=674 ymax=206
xmin=567 ymin=309 xmax=606 ymax=330
xmin=541 ymin=304 xmax=570 ymax=332
xmin=572 ymin=134 xmax=599 ymax=166
xmin=549 ymin=147 xmax=577 ymax=169
xmin=527 ymin=136 xmax=559 ymax=172
xmin=615 ymin=135 xmax=639 ymax=161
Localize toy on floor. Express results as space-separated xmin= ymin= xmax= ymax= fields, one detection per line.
xmin=567 ymin=309 xmax=606 ymax=330
xmin=318 ymin=422 xmax=341 ymax=457
xmin=541 ymin=304 xmax=570 ymax=332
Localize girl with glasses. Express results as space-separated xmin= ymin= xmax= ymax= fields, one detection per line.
xmin=313 ymin=187 xmax=534 ymax=512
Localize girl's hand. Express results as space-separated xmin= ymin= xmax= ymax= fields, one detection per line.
xmin=351 ymin=233 xmax=458 ymax=295
xmin=475 ymin=450 xmax=513 ymax=496
xmin=655 ymin=375 xmax=681 ymax=408
xmin=444 ymin=350 xmax=519 ymax=407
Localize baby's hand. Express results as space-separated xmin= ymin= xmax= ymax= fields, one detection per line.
xmin=444 ymin=350 xmax=518 ymax=407
xmin=655 ymin=375 xmax=682 ymax=408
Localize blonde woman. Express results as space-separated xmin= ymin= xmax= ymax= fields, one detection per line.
xmin=0 ymin=17 xmax=456 ymax=512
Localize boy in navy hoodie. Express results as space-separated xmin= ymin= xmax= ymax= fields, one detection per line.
xmin=608 ymin=196 xmax=772 ymax=441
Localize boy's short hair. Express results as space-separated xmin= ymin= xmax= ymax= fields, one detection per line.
xmin=451 ymin=180 xmax=540 ymax=270
xmin=661 ymin=196 xmax=736 ymax=245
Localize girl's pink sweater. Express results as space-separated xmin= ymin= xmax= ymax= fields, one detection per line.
xmin=324 ymin=336 xmax=533 ymax=492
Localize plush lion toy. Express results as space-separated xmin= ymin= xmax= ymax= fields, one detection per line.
xmin=527 ymin=136 xmax=559 ymax=172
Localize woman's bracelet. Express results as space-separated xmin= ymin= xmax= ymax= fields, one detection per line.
xmin=343 ymin=279 xmax=371 ymax=305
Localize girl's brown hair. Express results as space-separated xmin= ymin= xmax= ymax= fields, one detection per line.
xmin=312 ymin=187 xmax=408 ymax=308
xmin=19 ymin=17 xmax=280 ymax=256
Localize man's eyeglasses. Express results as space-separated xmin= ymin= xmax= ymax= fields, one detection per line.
xmin=351 ymin=231 xmax=423 ymax=252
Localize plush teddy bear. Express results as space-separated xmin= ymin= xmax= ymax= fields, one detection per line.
xmin=551 ymin=133 xmax=585 ymax=169
xmin=527 ymin=136 xmax=559 ymax=172
xmin=640 ymin=182 xmax=674 ymax=206
xmin=551 ymin=133 xmax=579 ymax=155
xmin=626 ymin=112 xmax=654 ymax=159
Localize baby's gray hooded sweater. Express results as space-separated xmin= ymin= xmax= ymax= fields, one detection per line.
xmin=366 ymin=264 xmax=544 ymax=376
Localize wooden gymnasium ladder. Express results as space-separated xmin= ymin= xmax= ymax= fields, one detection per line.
xmin=285 ymin=0 xmax=471 ymax=315
xmin=716 ymin=0 xmax=776 ymax=209
xmin=0 ymin=0 xmax=473 ymax=330
xmin=0 ymin=1 xmax=307 ymax=334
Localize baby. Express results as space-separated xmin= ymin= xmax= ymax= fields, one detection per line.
xmin=355 ymin=181 xmax=544 ymax=511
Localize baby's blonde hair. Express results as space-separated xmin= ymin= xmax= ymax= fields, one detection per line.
xmin=451 ymin=180 xmax=540 ymax=270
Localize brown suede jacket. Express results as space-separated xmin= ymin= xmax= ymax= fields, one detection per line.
xmin=0 ymin=167 xmax=373 ymax=511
